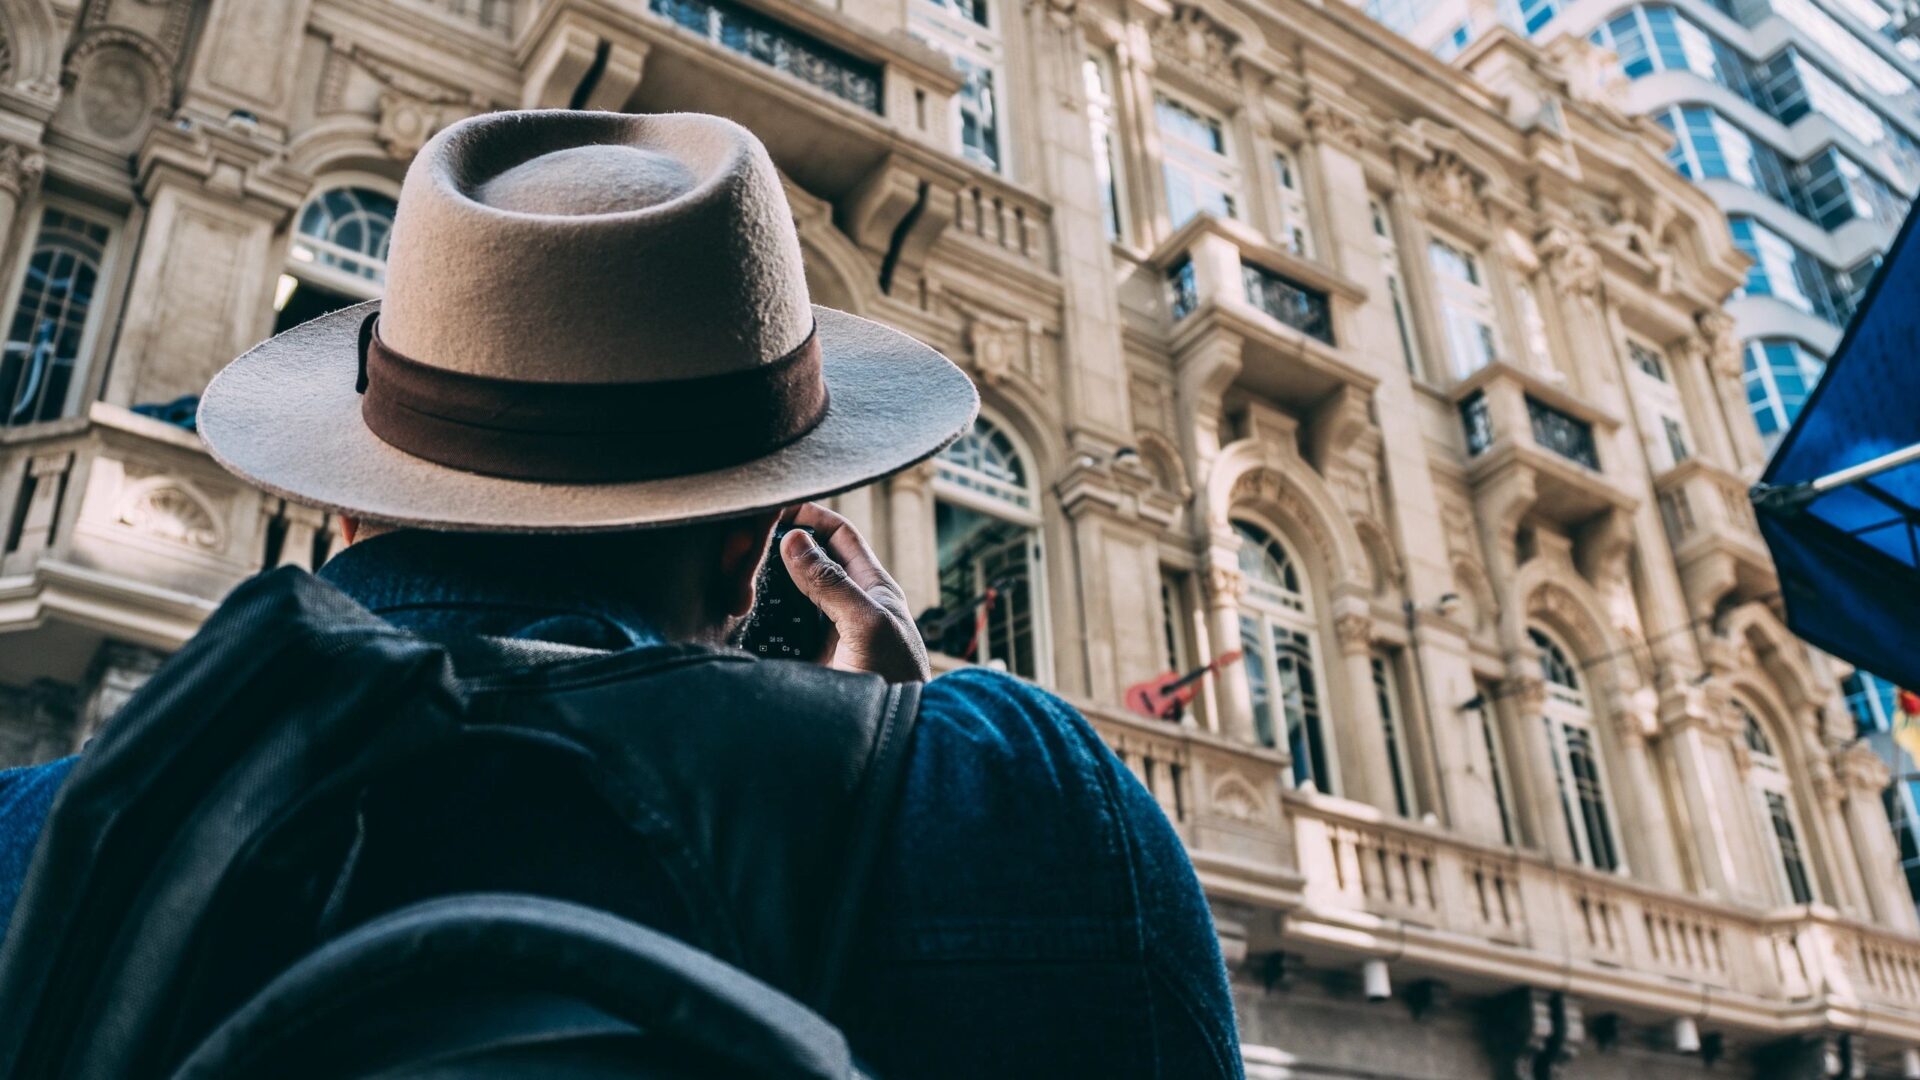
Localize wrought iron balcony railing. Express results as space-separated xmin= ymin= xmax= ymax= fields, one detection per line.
xmin=650 ymin=0 xmax=884 ymax=113
xmin=1241 ymin=263 xmax=1333 ymax=345
xmin=1526 ymin=395 xmax=1599 ymax=470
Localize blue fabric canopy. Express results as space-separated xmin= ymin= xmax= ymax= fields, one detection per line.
xmin=1755 ymin=202 xmax=1920 ymax=692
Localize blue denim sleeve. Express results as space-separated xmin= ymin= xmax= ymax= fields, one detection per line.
xmin=0 ymin=757 xmax=75 ymax=934
xmin=841 ymin=668 xmax=1241 ymax=1079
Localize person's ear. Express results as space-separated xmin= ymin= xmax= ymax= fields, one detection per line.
xmin=716 ymin=511 xmax=781 ymax=619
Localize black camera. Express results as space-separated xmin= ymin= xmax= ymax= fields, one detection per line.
xmin=741 ymin=525 xmax=832 ymax=660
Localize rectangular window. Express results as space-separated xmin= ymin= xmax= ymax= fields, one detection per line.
xmin=1156 ymin=94 xmax=1239 ymax=227
xmin=1434 ymin=21 xmax=1472 ymax=61
xmin=1481 ymin=698 xmax=1516 ymax=846
xmin=912 ymin=0 xmax=1004 ymax=173
xmin=1766 ymin=791 xmax=1814 ymax=903
xmin=1728 ymin=216 xmax=1852 ymax=326
xmin=1159 ymin=569 xmax=1191 ymax=674
xmin=1372 ymin=653 xmax=1413 ymax=817
xmin=1742 ymin=338 xmax=1824 ymax=440
xmin=933 ymin=500 xmax=1040 ymax=678
xmin=1428 ymin=236 xmax=1501 ymax=379
xmin=1372 ymin=199 xmax=1422 ymax=377
xmin=1563 ymin=724 xmax=1621 ymax=871
xmin=1084 ymin=54 xmax=1125 ymax=242
xmin=1275 ymin=626 xmax=1326 ymax=791
xmin=1271 ymin=150 xmax=1313 ymax=257
xmin=1240 ymin=614 xmax=1273 ymax=747
xmin=1662 ymin=415 xmax=1692 ymax=465
xmin=1629 ymin=341 xmax=1668 ymax=380
xmin=3 ymin=205 xmax=116 ymax=429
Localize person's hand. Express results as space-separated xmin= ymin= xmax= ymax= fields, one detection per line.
xmin=779 ymin=502 xmax=930 ymax=684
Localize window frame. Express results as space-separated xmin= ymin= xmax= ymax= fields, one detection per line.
xmin=1232 ymin=518 xmax=1337 ymax=792
xmin=1427 ymin=232 xmax=1502 ymax=380
xmin=931 ymin=411 xmax=1051 ymax=683
xmin=283 ymin=173 xmax=401 ymax=303
xmin=911 ymin=0 xmax=1007 ymax=174
xmin=1372 ymin=650 xmax=1416 ymax=817
xmin=1739 ymin=702 xmax=1817 ymax=905
xmin=0 ymin=196 xmax=123 ymax=429
xmin=1371 ymin=197 xmax=1424 ymax=378
xmin=1084 ymin=51 xmax=1128 ymax=243
xmin=1153 ymin=89 xmax=1241 ymax=229
xmin=1531 ymin=626 xmax=1627 ymax=873
xmin=1269 ymin=147 xmax=1314 ymax=258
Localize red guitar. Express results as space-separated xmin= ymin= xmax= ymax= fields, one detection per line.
xmin=1123 ymin=650 xmax=1244 ymax=722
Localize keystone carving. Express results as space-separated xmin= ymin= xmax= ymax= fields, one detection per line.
xmin=1536 ymin=225 xmax=1601 ymax=306
xmin=1416 ymin=151 xmax=1484 ymax=223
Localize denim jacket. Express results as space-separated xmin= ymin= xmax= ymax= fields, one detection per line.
xmin=0 ymin=531 xmax=1241 ymax=1078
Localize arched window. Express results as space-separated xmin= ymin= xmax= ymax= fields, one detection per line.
xmin=1530 ymin=626 xmax=1623 ymax=872
xmin=2 ymin=205 xmax=115 ymax=428
xmin=1741 ymin=702 xmax=1815 ymax=904
xmin=275 ymin=182 xmax=398 ymax=335
xmin=932 ymin=415 xmax=1045 ymax=679
xmin=1234 ymin=520 xmax=1329 ymax=790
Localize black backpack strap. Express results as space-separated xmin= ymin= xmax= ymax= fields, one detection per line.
xmin=172 ymin=893 xmax=860 ymax=1080
xmin=810 ymin=678 xmax=920 ymax=1014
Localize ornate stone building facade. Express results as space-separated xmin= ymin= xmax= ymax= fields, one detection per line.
xmin=0 ymin=0 xmax=1915 ymax=1075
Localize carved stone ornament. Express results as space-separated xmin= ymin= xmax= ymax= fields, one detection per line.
xmin=1150 ymin=5 xmax=1237 ymax=93
xmin=1204 ymin=563 xmax=1247 ymax=606
xmin=1415 ymin=151 xmax=1484 ymax=223
xmin=1334 ymin=612 xmax=1374 ymax=654
xmin=0 ymin=142 xmax=45 ymax=197
xmin=1208 ymin=773 xmax=1269 ymax=822
xmin=1303 ymin=101 xmax=1367 ymax=153
xmin=377 ymin=92 xmax=460 ymax=160
xmin=1502 ymin=674 xmax=1548 ymax=716
xmin=1535 ymin=225 xmax=1601 ymax=306
xmin=964 ymin=309 xmax=1025 ymax=388
xmin=117 ymin=482 xmax=222 ymax=550
xmin=1695 ymin=309 xmax=1743 ymax=380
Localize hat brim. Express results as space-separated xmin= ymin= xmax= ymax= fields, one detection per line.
xmin=198 ymin=301 xmax=979 ymax=532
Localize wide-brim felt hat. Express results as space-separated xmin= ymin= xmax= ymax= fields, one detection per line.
xmin=199 ymin=110 xmax=978 ymax=532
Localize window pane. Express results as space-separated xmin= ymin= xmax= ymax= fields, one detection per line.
xmin=934 ymin=500 xmax=1039 ymax=678
xmin=1565 ymin=726 xmax=1620 ymax=871
xmin=291 ymin=186 xmax=397 ymax=284
xmin=1766 ymin=791 xmax=1814 ymax=903
xmin=3 ymin=208 xmax=111 ymax=427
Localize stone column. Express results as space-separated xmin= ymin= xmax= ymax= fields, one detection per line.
xmin=1202 ymin=556 xmax=1254 ymax=744
xmin=1805 ymin=741 xmax=1873 ymax=918
xmin=1837 ymin=745 xmax=1920 ymax=931
xmin=886 ymin=460 xmax=940 ymax=617
xmin=0 ymin=143 xmax=45 ymax=270
xmin=1603 ymin=686 xmax=1686 ymax=887
xmin=1333 ymin=607 xmax=1399 ymax=813
xmin=1660 ymin=689 xmax=1754 ymax=901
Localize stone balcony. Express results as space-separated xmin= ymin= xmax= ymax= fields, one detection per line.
xmin=1074 ymin=700 xmax=1920 ymax=1048
xmin=519 ymin=0 xmax=1056 ymax=286
xmin=1656 ymin=458 xmax=1779 ymax=620
xmin=0 ymin=405 xmax=325 ymax=680
xmin=1150 ymin=213 xmax=1376 ymax=417
xmin=1452 ymin=361 xmax=1636 ymax=532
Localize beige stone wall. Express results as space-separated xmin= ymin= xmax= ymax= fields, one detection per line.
xmin=0 ymin=0 xmax=1914 ymax=1073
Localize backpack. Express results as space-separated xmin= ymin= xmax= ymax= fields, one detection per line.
xmin=0 ymin=567 xmax=921 ymax=1079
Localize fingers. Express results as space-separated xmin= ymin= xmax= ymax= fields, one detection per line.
xmin=786 ymin=503 xmax=900 ymax=593
xmin=781 ymin=527 xmax=884 ymax=631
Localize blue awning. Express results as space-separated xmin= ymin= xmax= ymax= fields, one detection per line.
xmin=1753 ymin=203 xmax=1920 ymax=691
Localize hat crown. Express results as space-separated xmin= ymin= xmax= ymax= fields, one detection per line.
xmin=378 ymin=111 xmax=813 ymax=384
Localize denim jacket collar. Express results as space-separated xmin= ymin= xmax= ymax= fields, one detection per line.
xmin=315 ymin=530 xmax=664 ymax=650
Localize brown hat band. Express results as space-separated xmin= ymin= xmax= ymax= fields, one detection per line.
xmin=355 ymin=313 xmax=829 ymax=483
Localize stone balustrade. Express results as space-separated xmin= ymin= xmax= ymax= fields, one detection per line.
xmin=0 ymin=404 xmax=326 ymax=649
